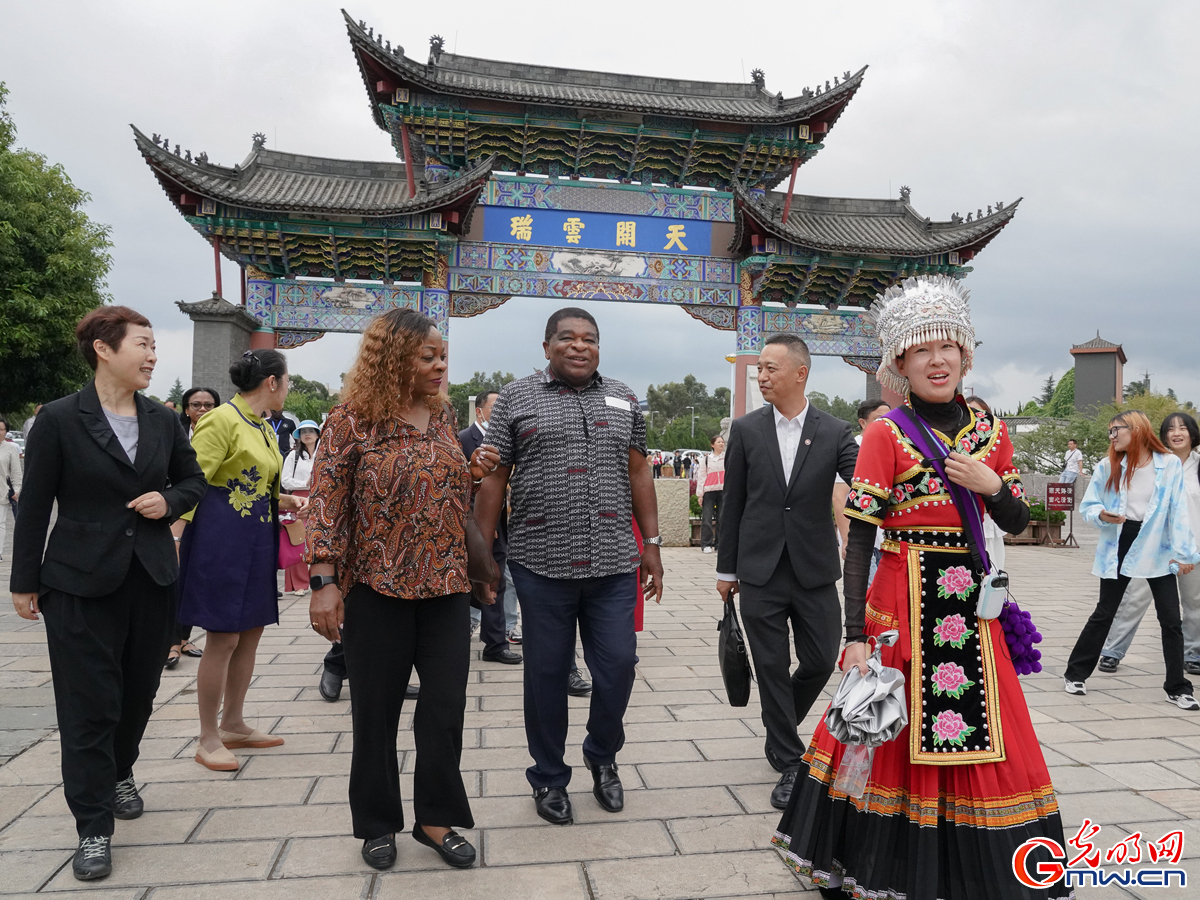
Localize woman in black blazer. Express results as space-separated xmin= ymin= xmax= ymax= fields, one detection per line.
xmin=10 ymin=306 xmax=207 ymax=882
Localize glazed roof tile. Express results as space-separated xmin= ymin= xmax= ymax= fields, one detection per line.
xmin=1072 ymin=334 xmax=1123 ymax=350
xmin=132 ymin=126 xmax=494 ymax=216
xmin=345 ymin=11 xmax=864 ymax=125
xmin=733 ymin=183 xmax=1021 ymax=256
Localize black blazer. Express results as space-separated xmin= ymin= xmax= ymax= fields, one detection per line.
xmin=10 ymin=382 xmax=208 ymax=597
xmin=459 ymin=421 xmax=507 ymax=554
xmin=716 ymin=403 xmax=858 ymax=589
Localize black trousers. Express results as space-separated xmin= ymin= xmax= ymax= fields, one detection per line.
xmin=341 ymin=584 xmax=473 ymax=839
xmin=700 ymin=491 xmax=721 ymax=549
xmin=739 ymin=548 xmax=841 ymax=770
xmin=41 ymin=557 xmax=174 ymax=838
xmin=324 ymin=633 xmax=346 ymax=678
xmin=478 ymin=546 xmax=511 ymax=655
xmin=1066 ymin=520 xmax=1192 ymax=696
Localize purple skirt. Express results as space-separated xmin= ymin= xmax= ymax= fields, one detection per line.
xmin=178 ymin=487 xmax=279 ymax=633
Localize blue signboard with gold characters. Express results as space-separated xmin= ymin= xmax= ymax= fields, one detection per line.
xmin=483 ymin=208 xmax=712 ymax=256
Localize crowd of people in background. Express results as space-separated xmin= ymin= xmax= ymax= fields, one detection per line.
xmin=7 ymin=280 xmax=1200 ymax=899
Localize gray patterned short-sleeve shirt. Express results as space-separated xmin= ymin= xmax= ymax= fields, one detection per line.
xmin=487 ymin=367 xmax=647 ymax=580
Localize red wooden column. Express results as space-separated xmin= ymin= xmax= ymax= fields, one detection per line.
xmin=213 ymin=238 xmax=223 ymax=298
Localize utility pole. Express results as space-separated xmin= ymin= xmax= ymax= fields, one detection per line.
xmin=685 ymin=406 xmax=696 ymax=439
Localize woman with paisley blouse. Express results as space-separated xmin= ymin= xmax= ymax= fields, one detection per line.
xmin=772 ymin=277 xmax=1069 ymax=900
xmin=306 ymin=308 xmax=498 ymax=872
xmin=177 ymin=350 xmax=306 ymax=771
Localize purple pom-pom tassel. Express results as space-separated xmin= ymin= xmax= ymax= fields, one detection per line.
xmin=997 ymin=600 xmax=1043 ymax=675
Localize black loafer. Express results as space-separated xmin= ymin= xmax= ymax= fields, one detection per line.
xmin=567 ymin=668 xmax=592 ymax=696
xmin=73 ymin=836 xmax=112 ymax=881
xmin=361 ymin=834 xmax=396 ymax=870
xmin=412 ymin=823 xmax=476 ymax=868
xmin=481 ymin=648 xmax=523 ymax=665
xmin=1098 ymin=656 xmax=1120 ymax=673
xmin=319 ymin=668 xmax=343 ymax=702
xmin=770 ymin=769 xmax=798 ymax=810
xmin=533 ymin=786 xmax=573 ymax=825
xmin=583 ymin=754 xmax=624 ymax=812
xmin=112 ymin=775 xmax=143 ymax=820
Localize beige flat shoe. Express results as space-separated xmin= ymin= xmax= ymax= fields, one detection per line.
xmin=195 ymin=743 xmax=239 ymax=771
xmin=219 ymin=727 xmax=285 ymax=749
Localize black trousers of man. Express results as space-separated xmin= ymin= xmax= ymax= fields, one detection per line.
xmin=1066 ymin=520 xmax=1192 ymax=696
xmin=41 ymin=558 xmax=174 ymax=838
xmin=341 ymin=584 xmax=474 ymax=839
xmin=738 ymin=547 xmax=841 ymax=771
xmin=478 ymin=545 xmax=511 ymax=655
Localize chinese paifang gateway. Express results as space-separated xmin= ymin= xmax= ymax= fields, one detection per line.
xmin=135 ymin=10 xmax=1019 ymax=414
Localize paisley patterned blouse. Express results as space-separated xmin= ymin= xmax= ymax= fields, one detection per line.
xmin=305 ymin=402 xmax=472 ymax=599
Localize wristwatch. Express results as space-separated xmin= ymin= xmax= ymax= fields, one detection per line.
xmin=643 ymin=535 xmax=663 ymax=546
xmin=310 ymin=574 xmax=338 ymax=591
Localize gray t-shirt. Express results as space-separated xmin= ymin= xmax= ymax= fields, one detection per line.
xmin=104 ymin=410 xmax=139 ymax=463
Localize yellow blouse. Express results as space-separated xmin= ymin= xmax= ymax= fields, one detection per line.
xmin=182 ymin=393 xmax=282 ymax=522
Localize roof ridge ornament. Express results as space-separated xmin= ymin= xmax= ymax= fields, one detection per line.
xmin=750 ymin=68 xmax=765 ymax=89
xmin=899 ymin=185 xmax=911 ymax=202
xmin=252 ymin=132 xmax=267 ymax=149
xmin=429 ymin=34 xmax=445 ymax=65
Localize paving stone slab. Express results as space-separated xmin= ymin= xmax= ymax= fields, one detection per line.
xmin=0 ymin=847 xmax=72 ymax=893
xmin=198 ymin=803 xmax=355 ymax=840
xmin=484 ymin=820 xmax=675 ymax=866
xmin=0 ymin=809 xmax=201 ymax=851
xmin=638 ymin=759 xmax=778 ymax=789
xmin=669 ymin=812 xmax=780 ymax=854
xmin=374 ymin=862 xmax=590 ymax=900
xmin=138 ymin=777 xmax=313 ymax=810
xmin=151 ymin=874 xmax=370 ymax=899
xmin=41 ymin=839 xmax=281 ymax=890
xmin=276 ymin=831 xmax=477 ymax=877
xmin=585 ymin=849 xmax=802 ymax=899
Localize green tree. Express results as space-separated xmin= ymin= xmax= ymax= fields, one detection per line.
xmin=808 ymin=391 xmax=861 ymax=426
xmin=448 ymin=371 xmax=515 ymax=425
xmin=288 ymin=374 xmax=331 ymax=400
xmin=166 ymin=378 xmax=184 ymax=405
xmin=284 ymin=374 xmax=336 ymax=423
xmin=0 ymin=83 xmax=113 ymax=411
xmin=1043 ymin=368 xmax=1075 ymax=417
xmin=1124 ymin=373 xmax=1152 ymax=400
xmin=644 ymin=375 xmax=730 ymax=448
xmin=1038 ymin=374 xmax=1056 ymax=406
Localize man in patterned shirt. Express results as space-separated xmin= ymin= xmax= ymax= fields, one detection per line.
xmin=474 ymin=307 xmax=664 ymax=827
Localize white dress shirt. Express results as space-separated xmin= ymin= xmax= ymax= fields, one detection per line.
xmin=717 ymin=401 xmax=810 ymax=582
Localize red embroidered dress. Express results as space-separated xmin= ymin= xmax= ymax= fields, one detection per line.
xmin=772 ymin=405 xmax=1072 ymax=900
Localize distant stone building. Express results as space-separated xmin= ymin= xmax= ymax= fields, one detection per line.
xmin=1070 ymin=333 xmax=1126 ymax=413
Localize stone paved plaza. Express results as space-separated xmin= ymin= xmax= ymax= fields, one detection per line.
xmin=2 ymin=525 xmax=1199 ymax=899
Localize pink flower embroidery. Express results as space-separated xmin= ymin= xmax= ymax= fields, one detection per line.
xmin=932 ymin=614 xmax=974 ymax=649
xmin=975 ymin=420 xmax=992 ymax=434
xmin=937 ymin=566 xmax=977 ymax=601
xmin=926 ymin=477 xmax=943 ymax=494
xmin=930 ymin=662 xmax=976 ymax=699
xmin=931 ymin=709 xmax=976 ymax=747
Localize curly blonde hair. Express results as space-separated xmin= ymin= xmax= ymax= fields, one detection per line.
xmin=340 ymin=308 xmax=445 ymax=424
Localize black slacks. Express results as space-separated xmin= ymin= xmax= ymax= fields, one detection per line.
xmin=341 ymin=584 xmax=473 ymax=839
xmin=478 ymin=546 xmax=511 ymax=655
xmin=41 ymin=557 xmax=174 ymax=838
xmin=1066 ymin=520 xmax=1192 ymax=696
xmin=700 ymin=491 xmax=721 ymax=549
xmin=739 ymin=548 xmax=841 ymax=770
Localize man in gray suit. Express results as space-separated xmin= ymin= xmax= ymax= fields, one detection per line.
xmin=716 ymin=334 xmax=858 ymax=809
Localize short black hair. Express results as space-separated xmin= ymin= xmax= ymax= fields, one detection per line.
xmin=179 ymin=387 xmax=222 ymax=427
xmin=763 ymin=333 xmax=811 ymax=368
xmin=1067 ymin=438 xmax=1078 ymax=445
xmin=857 ymin=399 xmax=889 ymax=422
xmin=545 ymin=307 xmax=599 ymax=342
xmin=476 ymin=390 xmax=500 ymax=407
xmin=0 ymin=416 xmax=8 ymax=430
xmin=1161 ymin=412 xmax=1200 ymax=451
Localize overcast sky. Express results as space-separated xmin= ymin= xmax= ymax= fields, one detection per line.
xmin=3 ymin=1 xmax=1197 ymax=411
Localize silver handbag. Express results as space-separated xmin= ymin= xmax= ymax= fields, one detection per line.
xmin=824 ymin=630 xmax=908 ymax=748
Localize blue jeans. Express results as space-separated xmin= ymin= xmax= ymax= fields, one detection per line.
xmin=508 ymin=561 xmax=638 ymax=789
xmin=1059 ymin=470 xmax=1079 ymax=484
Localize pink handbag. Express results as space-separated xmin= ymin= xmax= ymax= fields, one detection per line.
xmin=277 ymin=522 xmax=305 ymax=569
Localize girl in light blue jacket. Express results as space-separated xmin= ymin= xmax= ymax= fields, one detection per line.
xmin=1064 ymin=410 xmax=1200 ymax=707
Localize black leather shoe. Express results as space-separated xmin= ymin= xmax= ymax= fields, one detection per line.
xmin=112 ymin=775 xmax=143 ymax=820
xmin=412 ymin=823 xmax=476 ymax=868
xmin=1098 ymin=656 xmax=1120 ymax=673
xmin=764 ymin=740 xmax=790 ymax=774
xmin=361 ymin=834 xmax=396 ymax=870
xmin=405 ymin=683 xmax=420 ymax=700
xmin=583 ymin=754 xmax=624 ymax=812
xmin=567 ymin=668 xmax=592 ymax=696
xmin=770 ymin=769 xmax=798 ymax=810
xmin=73 ymin=836 xmax=112 ymax=881
xmin=533 ymin=787 xmax=573 ymax=825
xmin=481 ymin=647 xmax=523 ymax=665
xmin=1188 ymin=661 xmax=1200 ymax=677
xmin=319 ymin=668 xmax=343 ymax=702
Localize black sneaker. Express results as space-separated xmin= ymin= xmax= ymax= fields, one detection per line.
xmin=1186 ymin=661 xmax=1200 ymax=677
xmin=73 ymin=836 xmax=112 ymax=880
xmin=113 ymin=775 xmax=143 ymax=820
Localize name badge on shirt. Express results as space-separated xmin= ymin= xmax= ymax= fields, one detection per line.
xmin=605 ymin=396 xmax=632 ymax=411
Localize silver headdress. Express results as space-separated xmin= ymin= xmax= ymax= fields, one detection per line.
xmin=864 ymin=275 xmax=975 ymax=395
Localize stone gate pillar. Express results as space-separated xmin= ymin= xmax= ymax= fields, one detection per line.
xmin=177 ymin=293 xmax=262 ymax=403
xmin=733 ymin=298 xmax=763 ymax=419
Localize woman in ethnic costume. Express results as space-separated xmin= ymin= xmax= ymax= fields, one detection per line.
xmin=178 ymin=349 xmax=308 ymax=771
xmin=772 ymin=277 xmax=1072 ymax=900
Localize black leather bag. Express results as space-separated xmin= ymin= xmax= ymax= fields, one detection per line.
xmin=717 ymin=601 xmax=753 ymax=707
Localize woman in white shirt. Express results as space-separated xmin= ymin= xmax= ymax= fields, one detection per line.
xmin=281 ymin=420 xmax=320 ymax=595
xmin=694 ymin=435 xmax=725 ymax=553
xmin=1065 ymin=410 xmax=1199 ymax=707
xmin=1098 ymin=412 xmax=1200 ymax=674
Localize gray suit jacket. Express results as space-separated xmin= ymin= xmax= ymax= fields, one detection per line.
xmin=716 ymin=403 xmax=858 ymax=589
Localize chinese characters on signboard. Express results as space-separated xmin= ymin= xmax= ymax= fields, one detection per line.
xmin=484 ymin=208 xmax=712 ymax=256
xmin=1047 ymin=483 xmax=1075 ymax=511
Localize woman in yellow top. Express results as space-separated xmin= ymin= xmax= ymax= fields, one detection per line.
xmin=177 ymin=349 xmax=307 ymax=771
